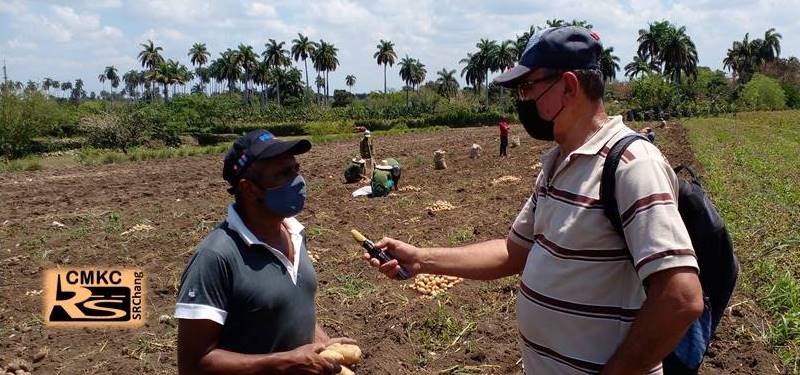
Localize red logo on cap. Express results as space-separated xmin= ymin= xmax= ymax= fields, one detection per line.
xmin=590 ymin=31 xmax=600 ymax=41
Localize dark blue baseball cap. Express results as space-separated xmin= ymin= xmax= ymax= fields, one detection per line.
xmin=222 ymin=129 xmax=311 ymax=192
xmin=494 ymin=26 xmax=602 ymax=88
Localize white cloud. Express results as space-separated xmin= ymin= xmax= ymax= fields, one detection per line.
xmin=245 ymin=1 xmax=278 ymax=18
xmin=3 ymin=0 xmax=800 ymax=94
xmin=0 ymin=0 xmax=27 ymax=15
xmin=84 ymin=0 xmax=122 ymax=9
xmin=7 ymin=38 xmax=37 ymax=49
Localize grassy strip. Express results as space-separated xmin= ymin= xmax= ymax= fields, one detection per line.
xmin=74 ymin=126 xmax=450 ymax=167
xmin=0 ymin=157 xmax=43 ymax=173
xmin=683 ymin=110 xmax=800 ymax=371
xmin=75 ymin=144 xmax=230 ymax=166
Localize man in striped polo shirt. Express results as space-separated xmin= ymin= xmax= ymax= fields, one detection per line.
xmin=364 ymin=26 xmax=703 ymax=374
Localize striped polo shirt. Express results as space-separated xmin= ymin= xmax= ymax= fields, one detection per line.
xmin=509 ymin=116 xmax=698 ymax=374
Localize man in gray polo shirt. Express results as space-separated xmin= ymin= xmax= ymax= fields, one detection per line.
xmin=364 ymin=27 xmax=703 ymax=375
xmin=175 ymin=130 xmax=351 ymax=374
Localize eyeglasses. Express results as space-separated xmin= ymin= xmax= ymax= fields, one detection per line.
xmin=516 ymin=73 xmax=562 ymax=101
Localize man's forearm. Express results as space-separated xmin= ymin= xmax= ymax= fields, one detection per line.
xmin=601 ymin=269 xmax=703 ymax=374
xmin=193 ymin=348 xmax=288 ymax=375
xmin=314 ymin=323 xmax=330 ymax=343
xmin=420 ymin=239 xmax=525 ymax=280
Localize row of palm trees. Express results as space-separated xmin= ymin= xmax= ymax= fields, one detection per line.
xmin=723 ymin=29 xmax=782 ymax=84
xmin=35 ymin=78 xmax=86 ymax=101
xmin=38 ymin=20 xmax=783 ymax=107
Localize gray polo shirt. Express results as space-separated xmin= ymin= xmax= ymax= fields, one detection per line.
xmin=174 ymin=204 xmax=318 ymax=354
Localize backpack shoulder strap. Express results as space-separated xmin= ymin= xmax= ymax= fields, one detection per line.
xmin=600 ymin=133 xmax=649 ymax=237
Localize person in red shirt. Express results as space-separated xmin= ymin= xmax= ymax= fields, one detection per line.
xmin=498 ymin=117 xmax=510 ymax=157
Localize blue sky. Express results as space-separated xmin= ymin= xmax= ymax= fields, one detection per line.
xmin=1 ymin=0 xmax=798 ymax=94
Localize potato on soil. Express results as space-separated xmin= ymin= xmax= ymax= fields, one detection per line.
xmin=325 ymin=343 xmax=362 ymax=366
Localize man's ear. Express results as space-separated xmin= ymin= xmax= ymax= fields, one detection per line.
xmin=562 ymin=71 xmax=580 ymax=101
xmin=238 ymin=178 xmax=258 ymax=201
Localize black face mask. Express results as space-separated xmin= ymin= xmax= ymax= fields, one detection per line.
xmin=516 ymin=80 xmax=564 ymax=141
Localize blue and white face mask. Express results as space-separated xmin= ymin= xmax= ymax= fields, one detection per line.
xmin=262 ymin=175 xmax=306 ymax=218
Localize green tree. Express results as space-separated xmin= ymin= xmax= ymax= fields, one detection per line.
xmin=123 ymin=70 xmax=140 ymax=99
xmin=460 ymin=52 xmax=484 ymax=95
xmin=138 ymin=39 xmax=164 ymax=101
xmin=311 ymin=40 xmax=338 ymax=103
xmin=345 ymin=74 xmax=356 ymax=93
xmin=188 ymin=42 xmax=210 ymax=92
xmin=740 ymin=73 xmax=786 ymax=110
xmin=625 ymin=52 xmax=659 ymax=79
xmin=435 ymin=68 xmax=459 ymax=99
xmin=636 ymin=21 xmax=697 ymax=84
xmin=398 ymin=55 xmax=416 ymax=105
xmin=630 ymin=73 xmax=675 ymax=113
xmin=515 ymin=25 xmax=538 ymax=60
xmin=374 ymin=40 xmax=397 ymax=94
xmin=291 ymin=33 xmax=316 ymax=92
xmin=599 ymin=47 xmax=620 ymax=82
xmin=104 ymin=66 xmax=120 ymax=98
xmin=476 ymin=38 xmax=499 ymax=106
xmin=237 ymin=44 xmax=259 ymax=103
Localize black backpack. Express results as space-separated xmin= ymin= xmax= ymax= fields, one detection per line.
xmin=600 ymin=134 xmax=738 ymax=374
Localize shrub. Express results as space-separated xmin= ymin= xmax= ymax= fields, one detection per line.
xmin=81 ymin=109 xmax=150 ymax=153
xmin=740 ymin=74 xmax=786 ymax=111
xmin=0 ymin=91 xmax=61 ymax=158
xmin=782 ymin=84 xmax=800 ymax=109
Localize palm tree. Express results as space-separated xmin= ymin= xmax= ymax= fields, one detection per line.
xmin=568 ymin=19 xmax=593 ymax=29
xmin=231 ymin=44 xmax=256 ymax=102
xmin=138 ymin=39 xmax=164 ymax=100
xmin=345 ymin=75 xmax=356 ymax=93
xmin=123 ymin=70 xmax=139 ymax=99
xmin=599 ymin=47 xmax=621 ymax=82
xmin=252 ymin=61 xmax=271 ymax=104
xmin=291 ymin=33 xmax=316 ymax=92
xmin=625 ymin=52 xmax=659 ymax=79
xmin=435 ymin=68 xmax=459 ymax=99
xmin=398 ymin=55 xmax=416 ymax=105
xmin=494 ymin=40 xmax=517 ymax=97
xmin=410 ymin=60 xmax=426 ymax=93
xmin=475 ymin=38 xmax=499 ymax=106
xmin=760 ymin=28 xmax=782 ymax=62
xmin=723 ymin=35 xmax=755 ymax=84
xmin=216 ymin=49 xmax=242 ymax=94
xmin=188 ymin=42 xmax=210 ymax=93
xmin=314 ymin=74 xmax=325 ymax=102
xmin=60 ymin=81 xmax=72 ymax=100
xmin=636 ymin=21 xmax=670 ymax=72
xmin=546 ymin=19 xmax=566 ymax=27
xmin=659 ymin=25 xmax=698 ymax=84
xmin=97 ymin=73 xmax=106 ymax=94
xmin=374 ymin=40 xmax=397 ymax=94
xmin=42 ymin=78 xmax=53 ymax=96
xmin=515 ymin=25 xmax=540 ymax=60
xmin=263 ymin=39 xmax=291 ymax=104
xmin=312 ymin=40 xmax=338 ymax=103
xmin=104 ymin=66 xmax=119 ymax=98
xmin=636 ymin=21 xmax=697 ymax=84
xmin=460 ymin=53 xmax=485 ymax=95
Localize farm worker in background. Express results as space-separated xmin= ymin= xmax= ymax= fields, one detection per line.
xmin=175 ymin=129 xmax=353 ymax=375
xmin=363 ymin=26 xmax=702 ymax=375
xmin=499 ymin=116 xmax=511 ymax=157
xmin=359 ymin=129 xmax=374 ymax=175
xmin=640 ymin=126 xmax=656 ymax=143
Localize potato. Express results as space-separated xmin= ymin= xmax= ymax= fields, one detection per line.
xmin=326 ymin=343 xmax=362 ymax=365
xmin=319 ymin=349 xmax=344 ymax=364
xmin=338 ymin=365 xmax=355 ymax=375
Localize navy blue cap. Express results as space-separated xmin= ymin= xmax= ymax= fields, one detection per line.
xmin=494 ymin=26 xmax=603 ymax=87
xmin=222 ymin=129 xmax=311 ymax=192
